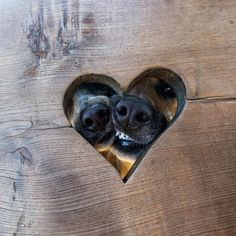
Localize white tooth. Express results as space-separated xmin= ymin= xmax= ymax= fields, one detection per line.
xmin=115 ymin=129 xmax=134 ymax=141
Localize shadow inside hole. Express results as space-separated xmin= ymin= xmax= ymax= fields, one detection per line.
xmin=63 ymin=68 xmax=186 ymax=183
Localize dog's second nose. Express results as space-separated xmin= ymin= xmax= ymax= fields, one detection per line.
xmin=81 ymin=105 xmax=109 ymax=132
xmin=115 ymin=97 xmax=151 ymax=130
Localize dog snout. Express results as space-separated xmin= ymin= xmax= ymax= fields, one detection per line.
xmin=81 ymin=104 xmax=110 ymax=132
xmin=115 ymin=97 xmax=151 ymax=130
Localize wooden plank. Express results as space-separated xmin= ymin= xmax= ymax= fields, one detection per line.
xmin=0 ymin=0 xmax=236 ymax=235
xmin=1 ymin=0 xmax=236 ymax=129
xmin=0 ymin=101 xmax=235 ymax=235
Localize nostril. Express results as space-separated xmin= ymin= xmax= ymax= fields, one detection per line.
xmin=83 ymin=118 xmax=93 ymax=127
xmin=135 ymin=112 xmax=150 ymax=123
xmin=116 ymin=105 xmax=127 ymax=116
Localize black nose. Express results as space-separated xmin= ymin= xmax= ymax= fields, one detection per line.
xmin=115 ymin=97 xmax=151 ymax=130
xmin=81 ymin=104 xmax=110 ymax=132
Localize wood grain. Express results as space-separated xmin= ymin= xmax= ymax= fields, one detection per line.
xmin=0 ymin=0 xmax=236 ymax=235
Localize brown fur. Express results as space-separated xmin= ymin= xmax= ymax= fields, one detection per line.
xmin=127 ymin=77 xmax=177 ymax=122
xmin=97 ymin=146 xmax=135 ymax=179
xmin=109 ymin=76 xmax=178 ymax=180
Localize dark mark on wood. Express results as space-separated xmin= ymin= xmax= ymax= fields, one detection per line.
xmin=187 ymin=96 xmax=236 ymax=103
xmin=15 ymin=210 xmax=26 ymax=235
xmin=81 ymin=13 xmax=97 ymax=37
xmin=63 ymin=8 xmax=68 ymax=29
xmin=13 ymin=181 xmax=17 ymax=192
xmin=34 ymin=125 xmax=71 ymax=131
xmin=27 ymin=13 xmax=51 ymax=62
xmin=13 ymin=181 xmax=16 ymax=202
xmin=82 ymin=15 xmax=95 ymax=24
xmin=23 ymin=66 xmax=38 ymax=78
xmin=56 ymin=12 xmax=98 ymax=56
xmin=57 ymin=26 xmax=77 ymax=56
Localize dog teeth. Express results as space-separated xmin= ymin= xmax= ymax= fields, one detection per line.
xmin=115 ymin=131 xmax=134 ymax=141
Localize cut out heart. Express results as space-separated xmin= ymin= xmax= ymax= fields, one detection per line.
xmin=63 ymin=68 xmax=186 ymax=183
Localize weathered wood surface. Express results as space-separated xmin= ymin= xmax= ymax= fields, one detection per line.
xmin=0 ymin=0 xmax=236 ymax=235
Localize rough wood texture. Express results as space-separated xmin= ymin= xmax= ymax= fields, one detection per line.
xmin=0 ymin=0 xmax=236 ymax=235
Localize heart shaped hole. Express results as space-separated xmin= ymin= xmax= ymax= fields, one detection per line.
xmin=63 ymin=68 xmax=186 ymax=183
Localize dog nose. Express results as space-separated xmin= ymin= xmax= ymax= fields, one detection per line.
xmin=115 ymin=97 xmax=151 ymax=129
xmin=81 ymin=105 xmax=109 ymax=132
